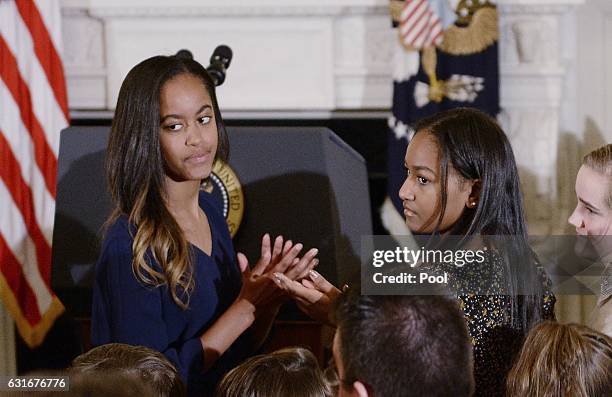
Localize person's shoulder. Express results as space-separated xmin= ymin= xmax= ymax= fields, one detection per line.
xmin=198 ymin=190 xmax=226 ymax=227
xmin=198 ymin=190 xmax=234 ymax=249
xmin=105 ymin=214 xmax=130 ymax=235
xmin=103 ymin=214 xmax=132 ymax=242
xmin=98 ymin=215 xmax=133 ymax=263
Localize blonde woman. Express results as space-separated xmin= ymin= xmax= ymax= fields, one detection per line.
xmin=91 ymin=54 xmax=318 ymax=396
xmin=568 ymin=144 xmax=612 ymax=336
xmin=506 ymin=321 xmax=611 ymax=396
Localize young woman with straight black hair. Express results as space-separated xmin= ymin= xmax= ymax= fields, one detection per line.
xmin=276 ymin=108 xmax=556 ymax=396
xmin=91 ymin=54 xmax=318 ymax=396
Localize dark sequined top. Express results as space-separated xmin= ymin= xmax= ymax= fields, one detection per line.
xmin=433 ymin=248 xmax=556 ymax=397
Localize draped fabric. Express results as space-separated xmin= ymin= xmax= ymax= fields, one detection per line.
xmin=0 ymin=0 xmax=67 ymax=348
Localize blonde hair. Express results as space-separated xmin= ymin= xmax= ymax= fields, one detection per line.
xmin=70 ymin=343 xmax=185 ymax=397
xmin=5 ymin=369 xmax=155 ymax=397
xmin=583 ymin=144 xmax=612 ymax=208
xmin=215 ymin=347 xmax=332 ymax=397
xmin=506 ymin=321 xmax=612 ymax=397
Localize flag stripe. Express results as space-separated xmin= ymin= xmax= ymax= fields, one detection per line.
xmin=0 ymin=36 xmax=58 ymax=197
xmin=399 ymin=0 xmax=443 ymax=49
xmin=0 ymin=178 xmax=53 ymax=317
xmin=0 ymin=234 xmax=41 ymax=325
xmin=432 ymin=29 xmax=443 ymax=44
xmin=0 ymin=78 xmax=55 ymax=245
xmin=409 ymin=11 xmax=432 ymax=47
xmin=402 ymin=6 xmax=429 ymax=43
xmin=33 ymin=0 xmax=64 ymax=54
xmin=400 ymin=0 xmax=425 ymax=23
xmin=1 ymin=0 xmax=67 ymax=156
xmin=0 ymin=131 xmax=53 ymax=287
xmin=0 ymin=0 xmax=66 ymax=348
xmin=400 ymin=1 xmax=428 ymax=36
xmin=412 ymin=11 xmax=436 ymax=48
xmin=15 ymin=0 xmax=69 ymax=120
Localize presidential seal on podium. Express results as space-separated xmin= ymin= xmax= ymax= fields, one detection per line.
xmin=202 ymin=161 xmax=244 ymax=237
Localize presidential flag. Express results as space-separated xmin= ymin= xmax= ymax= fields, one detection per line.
xmin=0 ymin=0 xmax=67 ymax=348
xmin=383 ymin=0 xmax=499 ymax=234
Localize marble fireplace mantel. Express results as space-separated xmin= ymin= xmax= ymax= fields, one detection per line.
xmin=60 ymin=0 xmax=584 ymax=231
xmin=62 ymin=0 xmax=583 ymax=114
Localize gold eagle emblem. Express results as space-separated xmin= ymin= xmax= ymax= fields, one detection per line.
xmin=202 ymin=161 xmax=244 ymax=237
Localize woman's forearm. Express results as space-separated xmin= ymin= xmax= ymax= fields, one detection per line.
xmin=200 ymin=298 xmax=256 ymax=371
xmin=249 ymin=304 xmax=281 ymax=351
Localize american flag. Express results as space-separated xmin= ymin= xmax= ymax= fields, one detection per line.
xmin=399 ymin=0 xmax=443 ymax=49
xmin=384 ymin=1 xmax=499 ymax=235
xmin=0 ymin=0 xmax=67 ymax=348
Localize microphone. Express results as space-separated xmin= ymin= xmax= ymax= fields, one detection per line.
xmin=206 ymin=45 xmax=233 ymax=87
xmin=174 ymin=46 xmax=233 ymax=86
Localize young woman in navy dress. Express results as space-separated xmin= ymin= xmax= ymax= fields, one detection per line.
xmin=91 ymin=54 xmax=318 ymax=396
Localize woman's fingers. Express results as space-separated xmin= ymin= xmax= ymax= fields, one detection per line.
xmin=271 ymin=235 xmax=284 ymax=263
xmin=252 ymin=234 xmax=272 ymax=275
xmin=252 ymin=236 xmax=319 ymax=279
xmin=308 ymin=270 xmax=339 ymax=296
xmin=285 ymin=248 xmax=319 ymax=280
xmin=295 ymin=257 xmax=319 ymax=281
xmin=301 ymin=279 xmax=315 ymax=289
xmin=273 ymin=272 xmax=322 ymax=304
xmin=237 ymin=253 xmax=251 ymax=276
xmin=270 ymin=243 xmax=303 ymax=273
xmin=282 ymin=239 xmax=293 ymax=255
xmin=260 ymin=233 xmax=271 ymax=259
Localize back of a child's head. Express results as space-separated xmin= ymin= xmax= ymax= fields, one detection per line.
xmin=70 ymin=371 xmax=156 ymax=397
xmin=214 ymin=347 xmax=332 ymax=397
xmin=507 ymin=321 xmax=612 ymax=397
xmin=333 ymin=287 xmax=474 ymax=397
xmin=3 ymin=370 xmax=154 ymax=397
xmin=70 ymin=343 xmax=185 ymax=397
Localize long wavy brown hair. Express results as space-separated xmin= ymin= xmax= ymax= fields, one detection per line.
xmin=506 ymin=321 xmax=612 ymax=397
xmin=105 ymin=54 xmax=229 ymax=309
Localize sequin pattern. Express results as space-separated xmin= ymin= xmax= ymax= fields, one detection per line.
xmin=434 ymin=249 xmax=556 ymax=396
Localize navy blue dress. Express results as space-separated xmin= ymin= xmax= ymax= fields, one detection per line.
xmin=91 ymin=192 xmax=248 ymax=396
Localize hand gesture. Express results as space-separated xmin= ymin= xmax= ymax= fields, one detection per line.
xmin=252 ymin=234 xmax=319 ymax=280
xmin=273 ymin=269 xmax=342 ymax=326
xmin=235 ymin=252 xmax=280 ymax=311
xmin=235 ymin=234 xmax=319 ymax=312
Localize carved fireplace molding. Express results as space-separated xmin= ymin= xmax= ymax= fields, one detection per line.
xmin=61 ymin=0 xmax=583 ymax=232
xmin=61 ymin=0 xmax=583 ymax=113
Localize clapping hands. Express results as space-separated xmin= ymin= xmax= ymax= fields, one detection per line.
xmin=236 ymin=234 xmax=319 ymax=311
xmin=272 ymin=269 xmax=342 ymax=326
